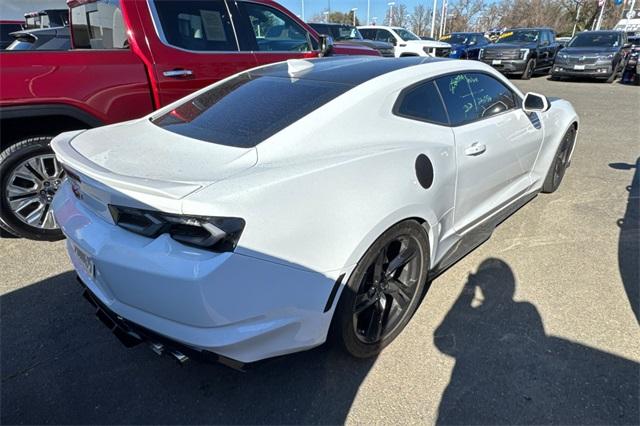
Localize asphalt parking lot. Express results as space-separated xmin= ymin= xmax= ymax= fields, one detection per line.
xmin=1 ymin=75 xmax=639 ymax=425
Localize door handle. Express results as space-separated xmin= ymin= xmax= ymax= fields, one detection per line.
xmin=163 ymin=69 xmax=193 ymax=78
xmin=465 ymin=142 xmax=486 ymax=156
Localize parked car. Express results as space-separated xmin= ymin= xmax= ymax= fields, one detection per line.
xmin=308 ymin=23 xmax=394 ymax=57
xmin=556 ymin=36 xmax=572 ymax=48
xmin=51 ymin=56 xmax=579 ymax=366
xmin=0 ymin=0 xmax=379 ymax=241
xmin=5 ymin=26 xmax=70 ymax=51
xmin=479 ymin=28 xmax=560 ymax=79
xmin=551 ymin=31 xmax=631 ymax=83
xmin=358 ymin=25 xmax=452 ymax=57
xmin=621 ymin=37 xmax=640 ymax=85
xmin=0 ymin=20 xmax=24 ymax=49
xmin=23 ymin=9 xmax=69 ymax=29
xmin=439 ymin=32 xmax=491 ymax=59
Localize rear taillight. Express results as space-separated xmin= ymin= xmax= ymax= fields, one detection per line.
xmin=108 ymin=205 xmax=245 ymax=253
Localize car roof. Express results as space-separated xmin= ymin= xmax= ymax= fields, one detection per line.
xmin=309 ymin=22 xmax=352 ymax=27
xmin=578 ymin=30 xmax=621 ymax=34
xmin=505 ymin=27 xmax=553 ymax=31
xmin=251 ymin=56 xmax=446 ymax=87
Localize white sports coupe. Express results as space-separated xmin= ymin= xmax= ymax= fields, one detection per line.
xmin=51 ymin=57 xmax=578 ymax=366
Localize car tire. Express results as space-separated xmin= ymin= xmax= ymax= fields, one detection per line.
xmin=606 ymin=61 xmax=621 ymax=83
xmin=0 ymin=136 xmax=65 ymax=241
xmin=521 ymin=58 xmax=535 ymax=80
xmin=331 ymin=220 xmax=430 ymax=358
xmin=542 ymin=126 xmax=576 ymax=194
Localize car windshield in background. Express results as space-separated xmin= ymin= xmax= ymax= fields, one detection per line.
xmin=441 ymin=33 xmax=475 ymax=44
xmin=568 ymin=33 xmax=619 ymax=48
xmin=310 ymin=24 xmax=361 ymax=41
xmin=153 ymin=74 xmax=352 ymax=148
xmin=395 ymin=28 xmax=420 ymax=41
xmin=497 ymin=30 xmax=539 ymax=43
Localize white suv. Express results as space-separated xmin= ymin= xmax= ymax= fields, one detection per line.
xmin=358 ymin=25 xmax=451 ymax=57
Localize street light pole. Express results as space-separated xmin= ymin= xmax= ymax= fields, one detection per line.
xmin=430 ymin=0 xmax=438 ymax=38
xmin=388 ymin=2 xmax=395 ymax=26
xmin=351 ymin=8 xmax=358 ymax=26
xmin=367 ymin=0 xmax=370 ymax=25
xmin=571 ymin=3 xmax=581 ymax=38
xmin=595 ymin=0 xmax=606 ymax=31
xmin=439 ymin=0 xmax=447 ymax=38
xmin=301 ymin=0 xmax=305 ymax=21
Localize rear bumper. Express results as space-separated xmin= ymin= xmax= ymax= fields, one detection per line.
xmin=480 ymin=59 xmax=527 ymax=74
xmin=52 ymin=183 xmax=345 ymax=363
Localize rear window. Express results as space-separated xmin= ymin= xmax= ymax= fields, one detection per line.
xmin=70 ymin=0 xmax=127 ymax=49
xmin=1 ymin=23 xmax=22 ymax=41
xmin=153 ymin=74 xmax=351 ymax=148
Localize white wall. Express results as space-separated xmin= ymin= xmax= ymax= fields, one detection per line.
xmin=1 ymin=0 xmax=68 ymax=21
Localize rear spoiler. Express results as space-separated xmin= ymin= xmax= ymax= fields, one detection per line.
xmin=51 ymin=130 xmax=203 ymax=200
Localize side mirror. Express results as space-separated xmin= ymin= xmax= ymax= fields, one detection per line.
xmin=523 ymin=92 xmax=550 ymax=113
xmin=318 ymin=34 xmax=334 ymax=57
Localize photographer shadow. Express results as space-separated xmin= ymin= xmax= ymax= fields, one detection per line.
xmin=610 ymin=158 xmax=639 ymax=325
xmin=434 ymin=258 xmax=639 ymax=425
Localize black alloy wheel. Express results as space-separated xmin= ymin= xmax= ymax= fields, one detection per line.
xmin=332 ymin=220 xmax=429 ymax=358
xmin=542 ymin=126 xmax=576 ymax=194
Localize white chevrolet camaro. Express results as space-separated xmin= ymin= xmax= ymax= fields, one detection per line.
xmin=51 ymin=57 xmax=578 ymax=366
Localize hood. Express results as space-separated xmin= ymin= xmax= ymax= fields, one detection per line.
xmin=331 ymin=43 xmax=379 ymax=55
xmin=52 ymin=119 xmax=258 ymax=199
xmin=486 ymin=42 xmax=536 ymax=49
xmin=559 ymin=46 xmax=618 ymax=56
xmin=407 ymin=39 xmax=451 ymax=48
xmin=336 ymin=39 xmax=393 ymax=50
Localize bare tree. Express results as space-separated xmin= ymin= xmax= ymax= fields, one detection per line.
xmin=409 ymin=4 xmax=432 ymax=36
xmin=385 ymin=3 xmax=409 ymax=27
xmin=448 ymin=0 xmax=485 ymax=33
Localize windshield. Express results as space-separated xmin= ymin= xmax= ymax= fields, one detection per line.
xmin=441 ymin=33 xmax=477 ymax=44
xmin=568 ymin=33 xmax=619 ymax=48
xmin=6 ymin=40 xmax=34 ymax=50
xmin=153 ymin=74 xmax=352 ymax=148
xmin=497 ymin=30 xmax=539 ymax=43
xmin=394 ymin=28 xmax=420 ymax=41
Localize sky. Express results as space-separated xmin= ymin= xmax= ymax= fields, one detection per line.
xmin=278 ymin=0 xmax=497 ymax=24
xmin=0 ymin=0 xmax=495 ymax=23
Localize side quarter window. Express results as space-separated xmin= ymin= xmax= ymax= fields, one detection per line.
xmin=237 ymin=2 xmax=312 ymax=52
xmin=395 ymin=81 xmax=449 ymax=125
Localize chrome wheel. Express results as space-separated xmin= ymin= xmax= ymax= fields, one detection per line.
xmin=6 ymin=154 xmax=64 ymax=230
xmin=352 ymin=235 xmax=422 ymax=344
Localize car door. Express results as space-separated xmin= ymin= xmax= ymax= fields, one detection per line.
xmin=232 ymin=1 xmax=320 ymax=69
xmin=143 ymin=0 xmax=256 ymax=107
xmin=435 ymin=72 xmax=543 ymax=233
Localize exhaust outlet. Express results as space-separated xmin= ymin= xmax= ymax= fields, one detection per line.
xmin=149 ymin=342 xmax=165 ymax=355
xmin=169 ymin=350 xmax=189 ymax=365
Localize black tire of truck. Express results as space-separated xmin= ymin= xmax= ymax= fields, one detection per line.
xmin=0 ymin=136 xmax=65 ymax=241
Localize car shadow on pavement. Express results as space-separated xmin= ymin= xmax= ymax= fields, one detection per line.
xmin=1 ymin=271 xmax=376 ymax=425
xmin=610 ymin=158 xmax=640 ymax=325
xmin=434 ymin=258 xmax=639 ymax=425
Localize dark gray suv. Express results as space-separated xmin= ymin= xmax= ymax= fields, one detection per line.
xmin=551 ymin=31 xmax=631 ymax=83
xmin=308 ymin=23 xmax=395 ymax=57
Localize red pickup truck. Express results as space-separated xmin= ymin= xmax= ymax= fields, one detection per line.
xmin=0 ymin=0 xmax=378 ymax=240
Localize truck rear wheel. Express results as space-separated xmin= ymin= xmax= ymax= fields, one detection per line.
xmin=0 ymin=137 xmax=65 ymax=241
